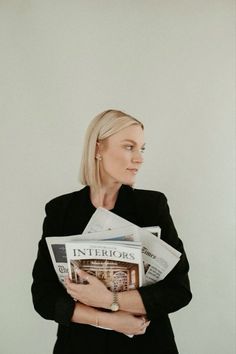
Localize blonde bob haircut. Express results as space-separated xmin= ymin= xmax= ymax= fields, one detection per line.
xmin=79 ymin=109 xmax=144 ymax=191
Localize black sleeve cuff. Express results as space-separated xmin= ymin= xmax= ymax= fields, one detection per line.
xmin=54 ymin=295 xmax=76 ymax=326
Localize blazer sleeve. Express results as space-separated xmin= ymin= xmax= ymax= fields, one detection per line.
xmin=31 ymin=199 xmax=75 ymax=326
xmin=137 ymin=193 xmax=192 ymax=320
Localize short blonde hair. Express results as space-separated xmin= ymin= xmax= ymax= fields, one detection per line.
xmin=79 ymin=109 xmax=144 ymax=191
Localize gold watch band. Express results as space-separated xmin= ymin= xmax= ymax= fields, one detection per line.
xmin=110 ymin=291 xmax=119 ymax=311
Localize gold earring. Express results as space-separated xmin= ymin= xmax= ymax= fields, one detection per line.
xmin=96 ymin=155 xmax=102 ymax=160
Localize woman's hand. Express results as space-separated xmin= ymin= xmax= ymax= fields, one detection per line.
xmin=65 ymin=269 xmax=151 ymax=336
xmin=107 ymin=311 xmax=150 ymax=336
xmin=71 ymin=302 xmax=150 ymax=336
xmin=65 ymin=269 xmax=111 ymax=309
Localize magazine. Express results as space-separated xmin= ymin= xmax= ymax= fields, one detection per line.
xmin=46 ymin=225 xmax=140 ymax=286
xmin=65 ymin=240 xmax=143 ymax=291
xmin=83 ymin=207 xmax=181 ymax=285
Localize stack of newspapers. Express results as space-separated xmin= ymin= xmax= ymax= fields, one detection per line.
xmin=46 ymin=207 xmax=181 ymax=289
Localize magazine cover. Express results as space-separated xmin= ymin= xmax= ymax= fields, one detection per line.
xmin=65 ymin=240 xmax=143 ymax=291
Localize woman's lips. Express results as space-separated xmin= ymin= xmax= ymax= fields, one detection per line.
xmin=127 ymin=168 xmax=138 ymax=175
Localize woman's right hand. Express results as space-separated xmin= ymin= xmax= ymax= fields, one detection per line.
xmin=71 ymin=302 xmax=150 ymax=336
xmin=107 ymin=311 xmax=150 ymax=336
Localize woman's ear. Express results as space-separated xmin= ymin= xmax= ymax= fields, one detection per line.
xmin=95 ymin=141 xmax=100 ymax=155
xmin=95 ymin=142 xmax=102 ymax=160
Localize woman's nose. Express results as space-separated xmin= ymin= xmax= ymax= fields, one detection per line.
xmin=132 ymin=150 xmax=144 ymax=163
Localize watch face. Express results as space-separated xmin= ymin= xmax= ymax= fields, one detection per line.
xmin=110 ymin=302 xmax=119 ymax=312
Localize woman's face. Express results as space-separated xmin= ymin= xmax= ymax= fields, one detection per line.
xmin=98 ymin=124 xmax=145 ymax=187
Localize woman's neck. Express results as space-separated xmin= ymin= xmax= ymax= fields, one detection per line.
xmin=90 ymin=183 xmax=122 ymax=210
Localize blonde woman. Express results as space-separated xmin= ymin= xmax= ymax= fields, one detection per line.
xmin=31 ymin=109 xmax=192 ymax=354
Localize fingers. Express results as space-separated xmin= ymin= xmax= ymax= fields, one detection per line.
xmin=140 ymin=317 xmax=150 ymax=330
xmin=64 ymin=276 xmax=71 ymax=285
xmin=76 ymin=269 xmax=92 ymax=283
xmin=64 ymin=277 xmax=79 ymax=300
xmin=120 ymin=315 xmax=151 ymax=336
xmin=64 ymin=271 xmax=94 ymax=302
xmin=65 ymin=285 xmax=78 ymax=300
xmin=123 ymin=319 xmax=150 ymax=336
xmin=135 ymin=317 xmax=151 ymax=335
xmin=65 ymin=272 xmax=92 ymax=290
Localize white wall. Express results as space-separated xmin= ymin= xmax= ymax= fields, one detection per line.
xmin=0 ymin=1 xmax=235 ymax=353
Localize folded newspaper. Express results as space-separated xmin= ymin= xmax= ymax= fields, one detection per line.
xmin=83 ymin=207 xmax=181 ymax=286
xmin=46 ymin=209 xmax=181 ymax=287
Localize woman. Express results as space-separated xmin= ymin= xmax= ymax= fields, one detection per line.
xmin=31 ymin=109 xmax=192 ymax=354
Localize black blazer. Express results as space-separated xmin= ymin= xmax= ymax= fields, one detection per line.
xmin=31 ymin=185 xmax=192 ymax=354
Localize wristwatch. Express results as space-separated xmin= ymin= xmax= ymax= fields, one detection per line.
xmin=110 ymin=291 xmax=120 ymax=312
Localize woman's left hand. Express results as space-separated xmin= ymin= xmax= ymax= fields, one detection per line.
xmin=65 ymin=269 xmax=111 ymax=309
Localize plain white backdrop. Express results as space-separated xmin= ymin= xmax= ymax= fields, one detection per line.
xmin=0 ymin=1 xmax=235 ymax=353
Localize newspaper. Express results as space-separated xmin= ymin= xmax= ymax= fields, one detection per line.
xmin=142 ymin=226 xmax=161 ymax=237
xmin=83 ymin=207 xmax=181 ymax=285
xmin=65 ymin=240 xmax=143 ymax=291
xmin=46 ymin=225 xmax=140 ymax=286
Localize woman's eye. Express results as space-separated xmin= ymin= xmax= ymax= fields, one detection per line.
xmin=124 ymin=145 xmax=146 ymax=153
xmin=124 ymin=145 xmax=134 ymax=150
xmin=140 ymin=147 xmax=145 ymax=154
